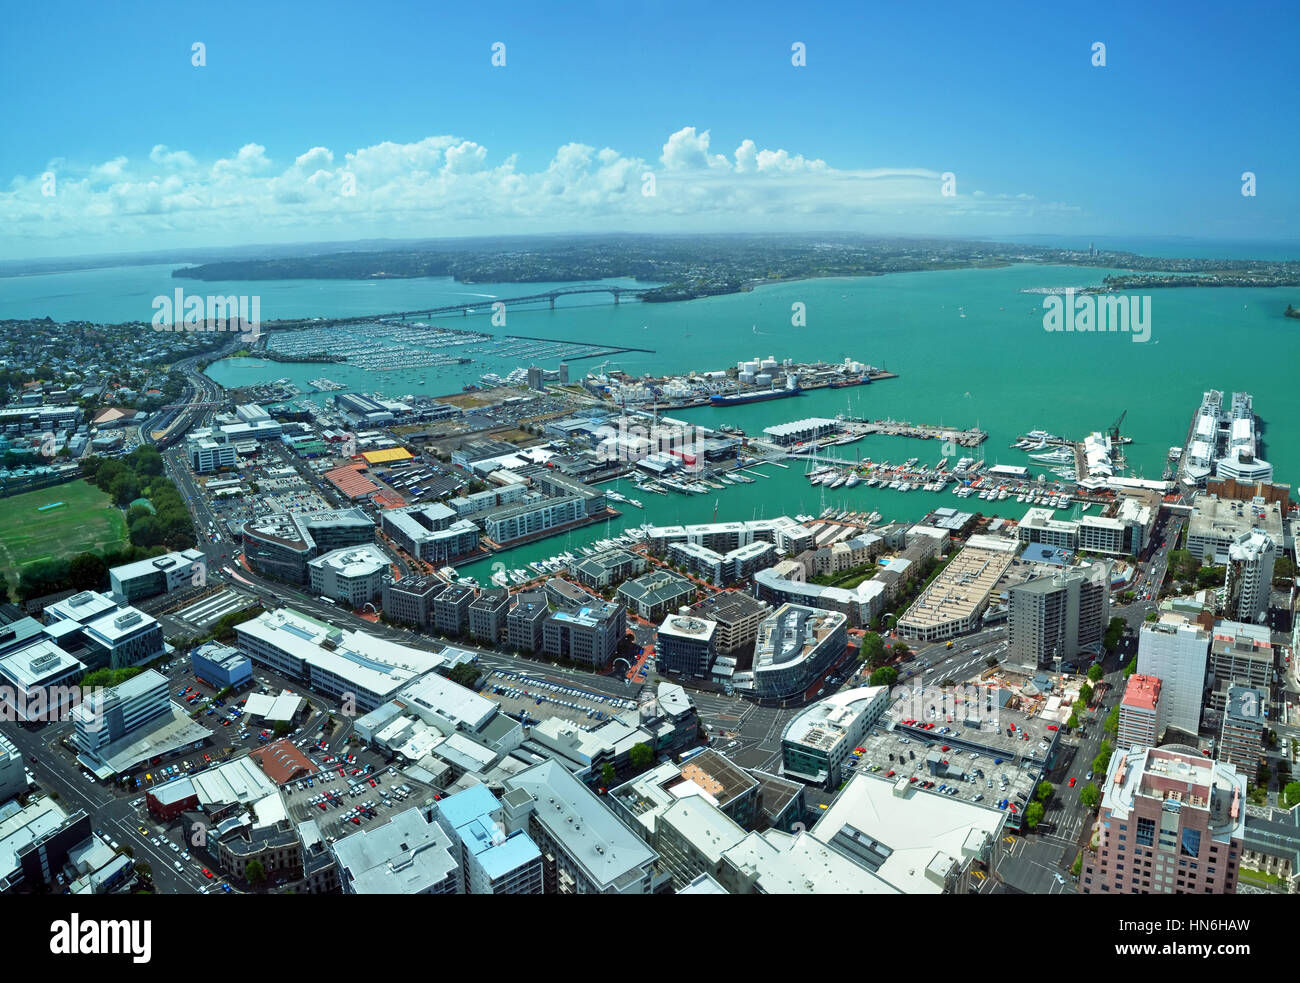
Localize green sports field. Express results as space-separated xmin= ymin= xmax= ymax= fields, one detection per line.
xmin=0 ymin=481 xmax=129 ymax=590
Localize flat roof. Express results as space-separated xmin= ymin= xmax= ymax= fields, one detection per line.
xmin=811 ymin=771 xmax=1005 ymax=893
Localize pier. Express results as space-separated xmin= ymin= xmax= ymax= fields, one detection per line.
xmin=844 ymin=419 xmax=987 ymax=447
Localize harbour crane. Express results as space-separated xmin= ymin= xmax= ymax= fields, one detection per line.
xmin=1108 ymin=410 xmax=1127 ymax=443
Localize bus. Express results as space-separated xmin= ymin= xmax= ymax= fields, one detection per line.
xmin=677 ymin=747 xmax=706 ymax=765
xmin=318 ymin=596 xmax=338 ymax=606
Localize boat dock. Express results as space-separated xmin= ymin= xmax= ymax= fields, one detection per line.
xmin=845 ymin=419 xmax=987 ymax=447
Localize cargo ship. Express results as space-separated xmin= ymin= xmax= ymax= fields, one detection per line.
xmin=829 ymin=374 xmax=871 ymax=389
xmin=710 ymin=375 xmax=802 ymax=407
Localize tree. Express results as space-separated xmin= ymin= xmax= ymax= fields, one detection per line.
xmin=600 ymin=762 xmax=616 ymax=786
xmin=1025 ymin=801 xmax=1044 ymax=828
xmin=891 ymin=641 xmax=910 ymax=660
xmin=1079 ymin=783 xmax=1101 ymax=810
xmin=1035 ymin=781 xmax=1054 ymax=802
xmin=135 ymin=862 xmax=152 ymax=879
xmin=109 ymin=472 xmax=142 ymax=507
xmin=859 ymin=632 xmax=885 ymax=667
xmin=1282 ymin=782 xmax=1300 ymax=809
xmin=273 ymin=720 xmax=291 ymax=737
xmin=448 ymin=663 xmax=481 ymax=689
xmin=1104 ymin=706 xmax=1119 ymax=736
xmin=245 ymin=859 xmax=267 ymax=886
xmin=1071 ymin=853 xmax=1083 ymax=877
xmin=1087 ymin=664 xmax=1104 ymax=683
xmin=1144 ymin=611 xmax=1158 ymax=622
xmin=1123 ymin=656 xmax=1138 ymax=677
xmin=1093 ymin=740 xmax=1113 ymax=777
xmin=68 ymin=552 xmax=108 ymax=592
xmin=985 ymin=656 xmax=999 ymax=668
xmin=628 ymin=743 xmax=654 ymax=770
xmin=1079 ymin=683 xmax=1094 ymax=706
xmin=1066 ymin=711 xmax=1079 ymax=730
xmin=868 ymin=666 xmax=899 ymax=687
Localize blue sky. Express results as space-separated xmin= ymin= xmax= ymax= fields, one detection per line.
xmin=1 ymin=0 xmax=1296 ymax=259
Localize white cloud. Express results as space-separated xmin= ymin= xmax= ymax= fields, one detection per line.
xmin=0 ymin=128 xmax=1081 ymax=257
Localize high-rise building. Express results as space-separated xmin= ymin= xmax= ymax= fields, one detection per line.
xmin=542 ymin=603 xmax=626 ymax=668
xmin=430 ymin=785 xmax=543 ymax=894
xmin=506 ymin=592 xmax=548 ymax=653
xmin=468 ymin=588 xmax=510 ymax=645
xmin=656 ymin=612 xmax=716 ymax=678
xmin=527 ymin=365 xmax=545 ymax=391
xmin=1116 ymin=674 xmax=1162 ymax=750
xmin=1136 ymin=614 xmax=1211 ymax=739
xmin=1207 ymin=620 xmax=1273 ymax=713
xmin=1082 ymin=746 xmax=1246 ymax=895
xmin=1223 ymin=530 xmax=1276 ymax=625
xmin=1218 ymin=686 xmax=1266 ymax=772
xmin=1007 ymin=563 xmax=1110 ymax=669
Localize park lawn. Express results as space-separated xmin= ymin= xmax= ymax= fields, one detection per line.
xmin=0 ymin=481 xmax=128 ymax=589
xmin=1237 ymin=867 xmax=1284 ymax=890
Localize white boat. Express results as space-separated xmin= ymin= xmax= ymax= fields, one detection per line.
xmin=844 ymin=472 xmax=860 ymax=488
xmin=628 ymin=499 xmax=644 ymax=509
xmin=829 ymin=474 xmax=847 ymax=489
xmin=1029 ymin=448 xmax=1074 ymax=464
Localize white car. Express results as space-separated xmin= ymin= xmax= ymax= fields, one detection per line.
xmin=1054 ymin=873 xmax=1066 ymax=885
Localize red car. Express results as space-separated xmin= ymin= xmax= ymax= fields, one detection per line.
xmin=885 ymin=770 xmax=895 ymax=778
xmin=1047 ymin=725 xmax=1059 ymax=731
xmin=202 ymin=868 xmax=213 ymax=878
xmin=1069 ymin=777 xmax=1077 ymax=787
xmin=940 ymin=745 xmax=950 ymax=752
xmin=909 ymin=776 xmax=918 ymax=783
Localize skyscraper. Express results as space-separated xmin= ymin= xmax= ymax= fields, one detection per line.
xmin=1223 ymin=530 xmax=1275 ymax=625
xmin=1081 ymin=745 xmax=1245 ymax=896
xmin=1135 ymin=614 xmax=1211 ymax=740
xmin=1007 ymin=563 xmax=1110 ymax=669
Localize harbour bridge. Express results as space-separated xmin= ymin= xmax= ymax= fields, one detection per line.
xmin=354 ymin=285 xmax=649 ymax=323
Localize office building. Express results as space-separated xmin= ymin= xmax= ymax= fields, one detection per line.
xmin=307 ymin=543 xmax=390 ymax=607
xmin=1185 ymin=495 xmax=1284 ymax=566
xmin=807 ymin=771 xmax=1008 ymax=894
xmin=234 ymin=607 xmax=446 ymax=713
xmin=333 ymin=807 xmax=459 ymax=894
xmin=542 ymin=603 xmax=626 ymax=668
xmin=781 ymin=686 xmax=889 ymax=789
xmin=1219 ymin=686 xmax=1266 ymax=771
xmin=379 ymin=503 xmax=482 ymax=565
xmin=1117 ymin=674 xmax=1162 ymax=750
xmin=656 ymin=613 xmax=716 ymax=678
xmin=430 ymin=785 xmax=544 ymax=894
xmin=1207 ymin=620 xmax=1274 ymax=713
xmin=71 ymin=669 xmax=170 ymax=757
xmin=186 ymin=430 xmax=237 ymax=473
xmin=481 ymin=495 xmax=586 ymax=546
xmin=0 ymin=735 xmax=25 ymax=804
xmin=243 ymin=508 xmax=374 ymax=584
xmin=468 ymin=588 xmax=510 ymax=645
xmin=81 ymin=607 xmax=164 ymax=671
xmin=752 ymin=604 xmax=847 ymax=699
xmin=108 ymin=549 xmax=207 ymax=603
xmin=571 ymin=549 xmax=647 ymax=590
xmin=381 ymin=575 xmax=444 ymax=628
xmin=1136 ymin=614 xmax=1211 ymax=739
xmin=506 ymin=592 xmax=549 ymax=653
xmin=617 ymin=570 xmax=696 ymax=623
xmin=667 ymin=540 xmax=778 ymax=586
xmin=1223 ymin=530 xmax=1276 ymax=625
xmin=500 ymin=759 xmax=657 ymax=894
xmin=1082 ymin=746 xmax=1246 ymax=895
xmin=1007 ymin=563 xmax=1111 ymax=669
xmin=191 ymin=641 xmax=253 ymax=691
xmin=694 ymin=592 xmax=770 ymax=659
xmin=432 ymin=583 xmax=475 ymax=636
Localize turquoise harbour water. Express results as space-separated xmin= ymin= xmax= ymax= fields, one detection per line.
xmin=4 ymin=259 xmax=1296 ymax=582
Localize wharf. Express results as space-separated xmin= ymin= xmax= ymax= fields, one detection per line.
xmin=845 ymin=419 xmax=987 ymax=446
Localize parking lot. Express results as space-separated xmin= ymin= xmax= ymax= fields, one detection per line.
xmin=479 ymin=668 xmax=639 ymax=728
xmin=281 ymin=758 xmax=437 ymax=842
xmin=849 ymin=724 xmax=1044 ymax=826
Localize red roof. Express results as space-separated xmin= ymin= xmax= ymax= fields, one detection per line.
xmin=1121 ymin=673 xmax=1162 ymax=711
